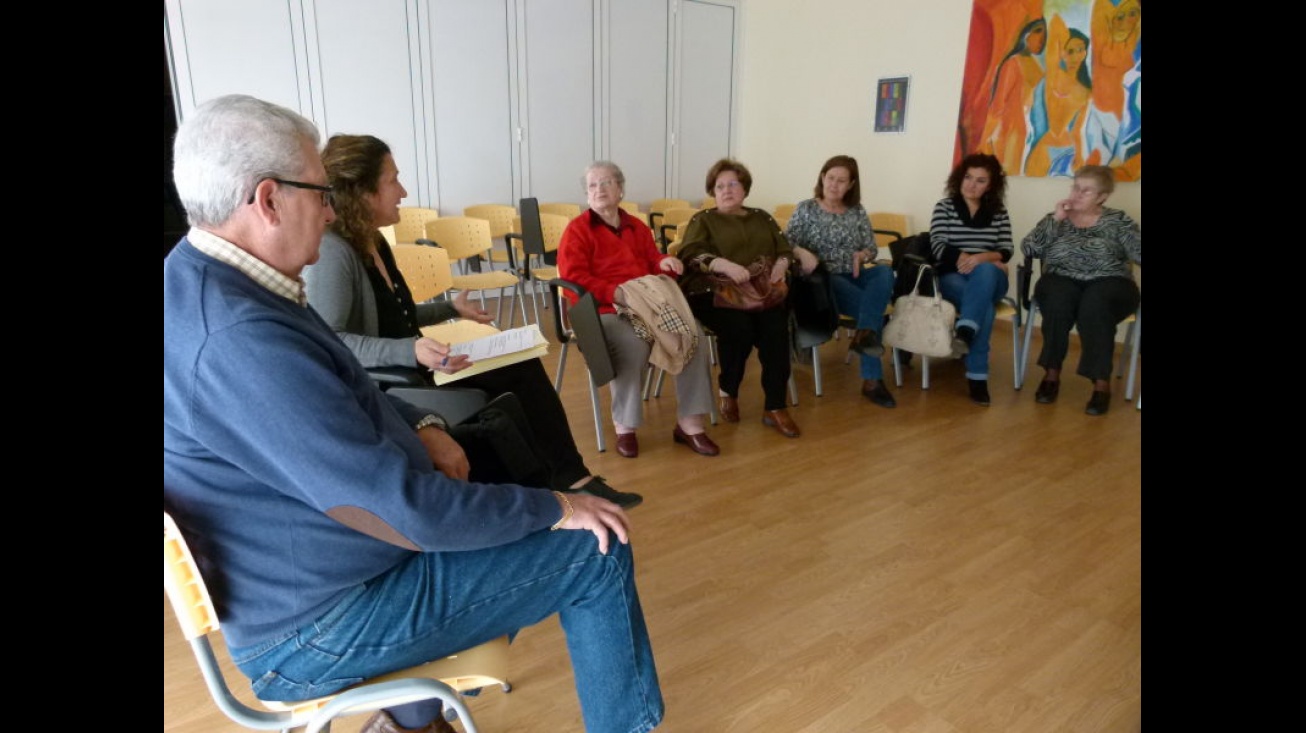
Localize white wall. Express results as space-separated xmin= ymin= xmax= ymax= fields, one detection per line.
xmin=735 ymin=0 xmax=1141 ymax=242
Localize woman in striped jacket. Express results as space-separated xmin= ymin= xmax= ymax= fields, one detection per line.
xmin=928 ymin=153 xmax=1014 ymax=406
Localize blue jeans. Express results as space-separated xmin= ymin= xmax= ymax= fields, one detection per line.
xmin=228 ymin=529 xmax=663 ymax=733
xmin=831 ymin=266 xmax=894 ymax=380
xmin=938 ymin=263 xmax=1009 ymax=380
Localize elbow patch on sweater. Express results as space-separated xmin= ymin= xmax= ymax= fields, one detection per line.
xmin=326 ymin=506 xmax=420 ymax=551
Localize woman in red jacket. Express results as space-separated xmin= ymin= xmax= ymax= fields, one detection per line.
xmin=556 ymin=161 xmax=719 ymax=459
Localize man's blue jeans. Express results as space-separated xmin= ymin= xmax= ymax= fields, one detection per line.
xmin=831 ymin=265 xmax=894 ymax=380
xmin=938 ymin=262 xmax=1009 ymax=380
xmin=229 ymin=528 xmax=664 ymax=733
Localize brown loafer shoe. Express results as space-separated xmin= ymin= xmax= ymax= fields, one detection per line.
xmin=719 ymin=395 xmax=740 ymax=423
xmin=615 ymin=432 xmax=639 ymax=458
xmin=761 ymin=408 xmax=801 ymax=438
xmin=673 ymin=426 xmax=720 ymax=456
xmin=361 ymin=710 xmax=456 ymax=733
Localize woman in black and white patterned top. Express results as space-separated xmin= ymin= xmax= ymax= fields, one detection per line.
xmin=1021 ymin=165 xmax=1141 ymax=416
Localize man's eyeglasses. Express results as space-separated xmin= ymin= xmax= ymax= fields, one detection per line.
xmin=247 ymin=178 xmax=335 ymax=208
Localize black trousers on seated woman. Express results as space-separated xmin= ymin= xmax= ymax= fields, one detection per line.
xmin=1034 ymin=272 xmax=1139 ymax=382
xmin=687 ymin=292 xmax=792 ymax=411
xmin=434 ymin=359 xmax=591 ymax=491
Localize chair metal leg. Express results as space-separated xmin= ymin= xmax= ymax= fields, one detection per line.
xmin=587 ymin=371 xmax=606 ymax=452
xmin=1017 ymin=302 xmax=1039 ymax=389
xmin=890 ymin=347 xmax=904 ymax=387
xmin=788 ymin=374 xmax=799 ymax=406
xmin=653 ymin=367 xmax=666 ymax=397
xmin=1123 ymin=306 xmax=1141 ymax=400
xmin=921 ymin=356 xmax=931 ymax=389
xmin=1008 ymin=298 xmax=1022 ymax=390
xmin=811 ymin=345 xmax=823 ymax=396
xmin=553 ymin=343 xmax=570 ymax=393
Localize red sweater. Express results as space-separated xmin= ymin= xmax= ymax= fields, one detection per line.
xmin=556 ymin=209 xmax=679 ymax=315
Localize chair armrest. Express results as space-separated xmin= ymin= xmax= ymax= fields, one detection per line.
xmin=415 ymin=237 xmax=439 ymax=247
xmin=504 ymin=232 xmax=523 ymax=272
xmin=1016 ymin=258 xmax=1036 ymax=311
xmin=367 ymin=366 xmax=430 ymax=389
xmin=546 ymin=278 xmax=587 ymax=345
xmin=385 ymin=386 xmax=490 ymax=427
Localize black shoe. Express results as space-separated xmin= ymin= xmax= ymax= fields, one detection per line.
xmin=849 ymin=329 xmax=885 ymax=358
xmin=1085 ymin=391 xmax=1111 ymax=416
xmin=566 ymin=475 xmax=643 ymax=509
xmin=968 ymin=378 xmax=991 ymax=406
xmin=1034 ymin=379 xmax=1060 ymax=404
xmin=862 ymin=379 xmax=897 ymax=408
xmin=951 ymin=325 xmax=975 ymax=357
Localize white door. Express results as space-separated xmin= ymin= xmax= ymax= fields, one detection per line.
xmin=670 ymin=0 xmax=737 ymax=201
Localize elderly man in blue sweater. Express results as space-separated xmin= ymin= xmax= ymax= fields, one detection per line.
xmin=163 ymin=94 xmax=663 ymax=733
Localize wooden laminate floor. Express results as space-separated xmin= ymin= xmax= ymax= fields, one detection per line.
xmin=164 ymin=312 xmax=1141 ymax=733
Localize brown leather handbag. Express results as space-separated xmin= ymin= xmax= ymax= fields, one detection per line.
xmin=710 ymin=257 xmax=788 ymax=311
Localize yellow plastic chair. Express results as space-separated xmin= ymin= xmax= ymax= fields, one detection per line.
xmin=699 ymin=195 xmax=717 ymax=209
xmin=772 ymin=203 xmax=797 ymax=230
xmin=618 ymin=201 xmax=646 ymax=226
xmin=463 ymin=203 xmax=520 ymax=268
xmin=164 ymin=511 xmax=509 ymax=733
xmin=537 ymin=202 xmax=582 ymax=220
xmin=869 ymin=211 xmax=911 ymax=251
xmin=504 ymin=202 xmax=569 ymax=324
xmin=648 ymin=198 xmax=690 ymax=236
xmin=422 ymin=217 xmax=528 ymax=328
xmin=655 ymin=207 xmax=701 ymax=251
xmin=393 ymin=207 xmax=441 ymax=245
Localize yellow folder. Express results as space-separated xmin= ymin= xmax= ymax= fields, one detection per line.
xmin=428 ymin=322 xmax=550 ymax=385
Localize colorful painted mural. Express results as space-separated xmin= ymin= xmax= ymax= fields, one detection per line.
xmin=955 ymin=0 xmax=1140 ymax=180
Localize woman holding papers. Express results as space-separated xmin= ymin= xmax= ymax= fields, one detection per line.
xmin=305 ymin=134 xmax=641 ymax=508
xmin=557 ymin=160 xmax=719 ymax=459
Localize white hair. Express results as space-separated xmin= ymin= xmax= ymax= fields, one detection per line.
xmin=172 ymin=94 xmax=322 ymax=228
xmin=581 ymin=160 xmax=625 ymax=189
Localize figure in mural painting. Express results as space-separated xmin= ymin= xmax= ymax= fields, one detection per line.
xmin=1085 ymin=0 xmax=1141 ymax=180
xmin=1024 ymin=17 xmax=1092 ymax=178
xmin=977 ymin=17 xmax=1047 ymax=175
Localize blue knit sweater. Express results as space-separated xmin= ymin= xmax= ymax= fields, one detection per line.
xmin=163 ymin=239 xmax=561 ymax=648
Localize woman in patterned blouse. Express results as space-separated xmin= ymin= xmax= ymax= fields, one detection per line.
xmin=1020 ymin=165 xmax=1141 ymax=415
xmin=785 ymin=155 xmax=897 ymax=408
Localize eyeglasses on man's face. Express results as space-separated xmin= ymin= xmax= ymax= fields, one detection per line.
xmin=247 ymin=177 xmax=335 ymax=208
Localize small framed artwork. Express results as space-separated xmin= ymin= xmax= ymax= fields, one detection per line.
xmin=874 ymin=76 xmax=910 ymax=134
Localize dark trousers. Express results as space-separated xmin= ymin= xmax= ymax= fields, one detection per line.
xmin=688 ymin=292 xmax=792 ymax=411
xmin=459 ymin=358 xmax=590 ymax=490
xmin=1034 ymin=273 xmax=1140 ymax=382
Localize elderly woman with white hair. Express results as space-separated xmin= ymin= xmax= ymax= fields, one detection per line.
xmin=556 ymin=160 xmax=719 ymax=459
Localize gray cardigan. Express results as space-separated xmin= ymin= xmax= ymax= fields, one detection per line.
xmin=303 ymin=231 xmax=459 ymax=368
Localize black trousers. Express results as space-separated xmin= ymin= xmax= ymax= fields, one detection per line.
xmin=688 ymin=292 xmax=792 ymax=411
xmin=1033 ymin=273 xmax=1140 ymax=382
xmin=457 ymin=358 xmax=590 ymax=490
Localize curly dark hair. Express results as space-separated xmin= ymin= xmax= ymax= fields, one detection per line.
xmin=321 ymin=134 xmax=391 ymax=258
xmin=704 ymin=158 xmax=753 ymax=196
xmin=945 ymin=153 xmax=1007 ymax=211
xmin=812 ymin=155 xmax=861 ymax=207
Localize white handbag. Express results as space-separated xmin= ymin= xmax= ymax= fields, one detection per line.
xmin=883 ymin=265 xmax=957 ymax=358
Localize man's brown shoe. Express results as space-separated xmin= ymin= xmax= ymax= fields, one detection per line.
xmin=761 ymin=408 xmax=801 ymax=438
xmin=719 ymin=395 xmax=740 ymax=423
xmin=360 ymin=710 xmax=456 ymax=733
